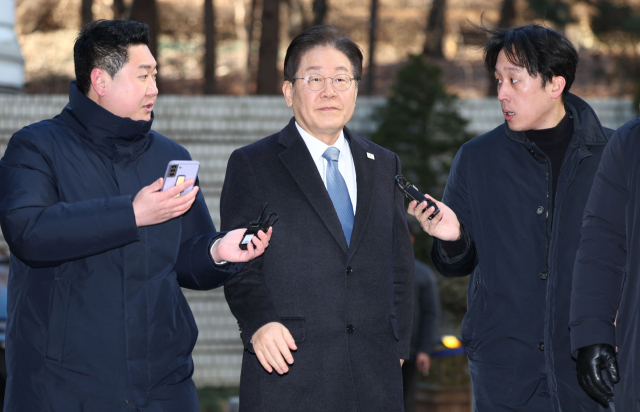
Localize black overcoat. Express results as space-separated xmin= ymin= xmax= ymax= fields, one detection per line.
xmin=570 ymin=114 xmax=640 ymax=410
xmin=432 ymin=94 xmax=612 ymax=411
xmin=220 ymin=118 xmax=414 ymax=412
xmin=0 ymin=83 xmax=239 ymax=411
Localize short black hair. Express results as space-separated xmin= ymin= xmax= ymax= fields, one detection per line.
xmin=284 ymin=25 xmax=363 ymax=83
xmin=74 ymin=20 xmax=150 ymax=95
xmin=479 ymin=23 xmax=578 ymax=98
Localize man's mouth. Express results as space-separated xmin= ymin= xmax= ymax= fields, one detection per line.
xmin=143 ymin=103 xmax=154 ymax=111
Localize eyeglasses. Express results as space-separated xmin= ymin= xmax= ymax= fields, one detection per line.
xmin=292 ymin=74 xmax=356 ymax=91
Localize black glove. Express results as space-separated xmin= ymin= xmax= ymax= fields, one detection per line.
xmin=576 ymin=343 xmax=620 ymax=408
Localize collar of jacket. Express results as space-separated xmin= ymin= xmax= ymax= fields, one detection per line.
xmin=504 ymin=93 xmax=609 ymax=149
xmin=59 ymin=81 xmax=153 ymax=160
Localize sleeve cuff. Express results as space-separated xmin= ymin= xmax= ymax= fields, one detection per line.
xmin=210 ymin=238 xmax=228 ymax=265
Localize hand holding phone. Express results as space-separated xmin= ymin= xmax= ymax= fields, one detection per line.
xmin=240 ymin=204 xmax=279 ymax=250
xmin=395 ymin=175 xmax=440 ymax=220
xmin=163 ymin=160 xmax=200 ymax=197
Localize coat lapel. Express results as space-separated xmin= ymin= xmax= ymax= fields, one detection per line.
xmin=278 ymin=119 xmax=349 ymax=253
xmin=345 ymin=127 xmax=376 ymax=259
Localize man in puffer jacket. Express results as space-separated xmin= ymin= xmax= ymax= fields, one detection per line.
xmin=408 ymin=24 xmax=614 ymax=411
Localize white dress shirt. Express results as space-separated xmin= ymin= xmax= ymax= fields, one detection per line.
xmin=295 ymin=122 xmax=357 ymax=214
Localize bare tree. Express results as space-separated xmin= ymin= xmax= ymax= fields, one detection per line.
xmin=487 ymin=0 xmax=516 ymax=95
xmin=81 ymin=0 xmax=92 ymax=27
xmin=366 ymin=0 xmax=378 ymax=94
xmin=423 ymin=0 xmax=446 ymax=58
xmin=112 ymin=0 xmax=126 ymax=20
xmin=204 ymin=0 xmax=216 ymax=94
xmin=312 ymin=0 xmax=327 ymax=26
xmin=256 ymin=0 xmax=280 ymax=94
xmin=129 ymin=0 xmax=160 ymax=90
xmin=129 ymin=0 xmax=159 ymax=59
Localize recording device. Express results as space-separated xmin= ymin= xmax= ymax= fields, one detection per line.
xmin=162 ymin=160 xmax=200 ymax=197
xmin=395 ymin=175 xmax=440 ymax=220
xmin=240 ymin=204 xmax=279 ymax=250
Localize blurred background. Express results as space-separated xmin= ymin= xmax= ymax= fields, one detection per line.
xmin=1 ymin=0 xmax=640 ymax=410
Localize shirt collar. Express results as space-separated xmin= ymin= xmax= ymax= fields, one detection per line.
xmin=295 ymin=121 xmax=346 ymax=161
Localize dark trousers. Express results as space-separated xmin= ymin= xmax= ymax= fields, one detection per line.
xmin=402 ymin=360 xmax=418 ymax=412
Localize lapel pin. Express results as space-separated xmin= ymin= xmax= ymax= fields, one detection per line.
xmin=367 ymin=152 xmax=375 ymax=160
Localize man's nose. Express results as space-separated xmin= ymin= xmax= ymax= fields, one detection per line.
xmin=148 ymin=79 xmax=158 ymax=96
xmin=497 ymin=83 xmax=509 ymax=102
xmin=321 ymin=78 xmax=338 ymax=97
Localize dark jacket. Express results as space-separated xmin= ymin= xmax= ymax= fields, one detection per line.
xmin=220 ymin=118 xmax=414 ymax=412
xmin=410 ymin=260 xmax=440 ymax=358
xmin=569 ymin=115 xmax=640 ymax=411
xmin=432 ymin=94 xmax=612 ymax=412
xmin=0 ymin=83 xmax=240 ymax=412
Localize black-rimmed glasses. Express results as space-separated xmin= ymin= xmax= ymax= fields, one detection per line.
xmin=292 ymin=74 xmax=356 ymax=91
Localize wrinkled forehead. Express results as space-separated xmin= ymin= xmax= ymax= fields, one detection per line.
xmin=298 ymin=46 xmax=353 ymax=74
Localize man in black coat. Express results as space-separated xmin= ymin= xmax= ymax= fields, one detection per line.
xmin=408 ymin=25 xmax=613 ymax=411
xmin=220 ymin=25 xmax=414 ymax=412
xmin=0 ymin=20 xmax=270 ymax=411
xmin=568 ymin=115 xmax=640 ymax=409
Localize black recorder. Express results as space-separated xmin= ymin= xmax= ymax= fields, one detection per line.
xmin=395 ymin=175 xmax=440 ymax=220
xmin=239 ymin=204 xmax=279 ymax=250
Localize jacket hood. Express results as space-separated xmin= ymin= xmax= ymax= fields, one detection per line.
xmin=505 ymin=93 xmax=609 ymax=147
xmin=60 ymin=81 xmax=153 ymax=160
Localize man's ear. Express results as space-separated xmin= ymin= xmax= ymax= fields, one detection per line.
xmin=90 ymin=68 xmax=109 ymax=97
xmin=282 ymin=81 xmax=294 ymax=108
xmin=550 ymin=76 xmax=566 ymax=99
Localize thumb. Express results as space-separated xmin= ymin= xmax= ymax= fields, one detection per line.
xmin=606 ymin=356 xmax=620 ymax=384
xmin=283 ymin=328 xmax=297 ymax=351
xmin=151 ymin=177 xmax=164 ymax=191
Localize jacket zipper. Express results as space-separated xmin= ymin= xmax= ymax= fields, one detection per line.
xmin=544 ymin=158 xmax=550 ymax=274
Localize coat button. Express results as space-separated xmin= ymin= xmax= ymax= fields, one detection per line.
xmin=539 ymin=343 xmax=544 ymax=351
xmin=346 ymin=267 xmax=353 ymax=275
xmin=540 ymin=272 xmax=548 ymax=280
xmin=346 ymin=324 xmax=354 ymax=333
xmin=536 ymin=206 xmax=544 ymax=215
xmin=125 ymin=400 xmax=130 ymax=405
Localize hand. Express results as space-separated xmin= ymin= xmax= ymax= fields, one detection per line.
xmin=211 ymin=227 xmax=272 ymax=263
xmin=416 ymin=352 xmax=431 ymax=373
xmin=576 ymin=343 xmax=619 ymax=408
xmin=407 ymin=196 xmax=461 ymax=241
xmin=132 ymin=178 xmax=199 ymax=227
xmin=252 ymin=322 xmax=297 ymax=374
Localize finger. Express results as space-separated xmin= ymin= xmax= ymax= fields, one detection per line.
xmin=274 ymin=334 xmax=294 ymax=365
xmin=580 ymin=373 xmax=609 ymax=407
xmin=162 ymin=179 xmax=196 ymax=198
xmin=256 ymin=229 xmax=270 ymax=247
xmin=255 ymin=349 xmax=273 ymax=373
xmin=590 ymin=365 xmax=614 ymax=398
xmin=407 ymin=200 xmax=418 ymax=215
xmin=266 ymin=342 xmax=289 ymax=374
xmin=282 ymin=327 xmax=297 ymax=352
xmin=606 ymin=357 xmax=620 ymax=384
xmin=584 ymin=369 xmax=613 ymax=405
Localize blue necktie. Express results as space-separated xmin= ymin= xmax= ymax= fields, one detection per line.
xmin=322 ymin=147 xmax=354 ymax=246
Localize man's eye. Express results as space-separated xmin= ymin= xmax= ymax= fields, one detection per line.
xmin=308 ymin=76 xmax=322 ymax=82
xmin=496 ymin=78 xmax=502 ymax=84
xmin=511 ymin=78 xmax=518 ymax=84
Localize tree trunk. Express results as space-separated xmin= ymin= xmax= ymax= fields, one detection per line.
xmin=256 ymin=0 xmax=280 ymax=94
xmin=423 ymin=0 xmax=446 ymax=58
xmin=204 ymin=0 xmax=216 ymax=94
xmin=487 ymin=0 xmax=516 ymax=95
xmin=81 ymin=0 xmax=92 ymax=27
xmin=312 ymin=0 xmax=326 ymax=26
xmin=366 ymin=0 xmax=378 ymax=95
xmin=245 ymin=0 xmax=260 ymax=93
xmin=113 ymin=0 xmax=126 ymax=20
xmin=129 ymin=0 xmax=160 ymax=90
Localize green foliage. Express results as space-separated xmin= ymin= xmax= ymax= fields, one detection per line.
xmin=370 ymin=54 xmax=472 ymax=265
xmin=526 ymin=0 xmax=575 ymax=27
xmin=197 ymin=387 xmax=239 ymax=412
xmin=592 ymin=0 xmax=640 ymax=41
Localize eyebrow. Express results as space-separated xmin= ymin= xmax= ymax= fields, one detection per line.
xmin=138 ymin=64 xmax=157 ymax=70
xmin=495 ymin=66 xmax=522 ymax=73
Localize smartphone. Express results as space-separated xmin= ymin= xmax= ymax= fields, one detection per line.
xmin=162 ymin=160 xmax=200 ymax=197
